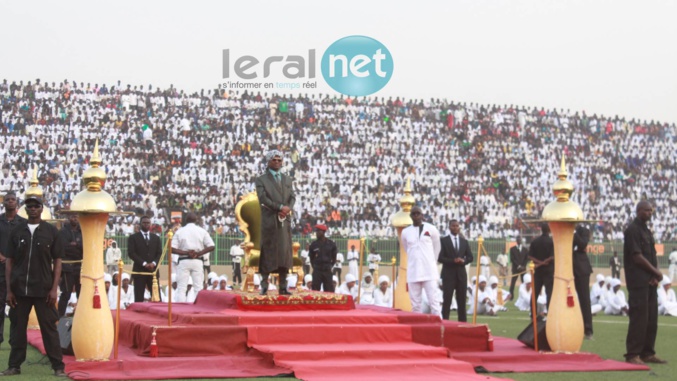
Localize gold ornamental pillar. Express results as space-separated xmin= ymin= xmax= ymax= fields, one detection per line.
xmin=540 ymin=155 xmax=591 ymax=353
xmin=62 ymin=141 xmax=127 ymax=361
xmin=391 ymin=179 xmax=415 ymax=311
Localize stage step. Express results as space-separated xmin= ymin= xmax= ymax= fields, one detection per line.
xmin=247 ymin=324 xmax=412 ymax=345
xmin=275 ymin=358 xmax=493 ymax=381
xmin=253 ymin=342 xmax=449 ymax=361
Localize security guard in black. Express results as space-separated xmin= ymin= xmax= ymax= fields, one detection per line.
xmin=309 ymin=224 xmax=337 ymax=292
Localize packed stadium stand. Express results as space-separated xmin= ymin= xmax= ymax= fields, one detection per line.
xmin=1 ymin=79 xmax=675 ymax=242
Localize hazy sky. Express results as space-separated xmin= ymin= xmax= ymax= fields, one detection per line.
xmin=2 ymin=0 xmax=675 ymax=123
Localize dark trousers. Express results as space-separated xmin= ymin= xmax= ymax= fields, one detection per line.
xmin=8 ymin=296 xmax=64 ymax=371
xmin=532 ymin=270 xmax=553 ymax=315
xmin=509 ymin=271 xmax=524 ymax=298
xmin=626 ymin=286 xmax=658 ymax=359
xmin=232 ymin=263 xmax=242 ymax=284
xmin=611 ymin=267 xmax=620 ymax=279
xmin=58 ymin=270 xmax=81 ymax=317
xmin=332 ymin=267 xmax=342 ymax=281
xmin=0 ymin=264 xmax=6 ymax=344
xmin=261 ymin=267 xmax=288 ymax=289
xmin=312 ymin=268 xmax=334 ymax=292
xmin=133 ymin=272 xmax=160 ymax=303
xmin=574 ymin=273 xmax=593 ymax=335
xmin=442 ymin=273 xmax=468 ymax=322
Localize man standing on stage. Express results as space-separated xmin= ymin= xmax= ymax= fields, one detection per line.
xmin=309 ymin=224 xmax=337 ymax=292
xmin=529 ymin=223 xmax=554 ymax=313
xmin=0 ymin=192 xmax=25 ymax=351
xmin=439 ymin=219 xmax=473 ymax=321
xmin=400 ymin=206 xmax=441 ymax=316
xmin=624 ymin=201 xmax=666 ymax=365
xmin=230 ymin=241 xmax=244 ymax=286
xmin=255 ymin=150 xmax=295 ymax=295
xmin=128 ymin=216 xmax=162 ymax=303
xmin=58 ymin=213 xmax=82 ymax=317
xmin=171 ymin=213 xmax=215 ymax=302
xmin=509 ymin=236 xmax=528 ymax=299
xmin=1 ymin=195 xmax=65 ymax=376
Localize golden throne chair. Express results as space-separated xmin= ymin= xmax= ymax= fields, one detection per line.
xmin=235 ymin=191 xmax=304 ymax=292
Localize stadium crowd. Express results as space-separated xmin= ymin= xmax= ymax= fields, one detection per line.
xmin=0 ymin=79 xmax=675 ymax=242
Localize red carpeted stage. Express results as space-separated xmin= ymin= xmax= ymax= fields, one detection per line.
xmin=27 ymin=290 xmax=647 ymax=380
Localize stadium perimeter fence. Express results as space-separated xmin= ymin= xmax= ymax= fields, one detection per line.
xmin=103 ymin=234 xmax=676 ymax=269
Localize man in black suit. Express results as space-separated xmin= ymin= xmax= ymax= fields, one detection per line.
xmin=58 ymin=214 xmax=83 ymax=317
xmin=508 ymin=236 xmax=528 ymax=298
xmin=128 ymin=216 xmax=162 ymax=303
xmin=573 ymin=225 xmax=594 ymax=339
xmin=439 ymin=219 xmax=473 ymax=322
xmin=529 ymin=223 xmax=554 ymax=315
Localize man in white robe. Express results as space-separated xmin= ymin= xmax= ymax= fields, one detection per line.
xmin=346 ymin=245 xmax=359 ymax=279
xmin=400 ymin=206 xmax=441 ymax=316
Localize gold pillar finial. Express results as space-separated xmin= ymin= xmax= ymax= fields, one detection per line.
xmin=30 ymin=164 xmax=39 ymax=187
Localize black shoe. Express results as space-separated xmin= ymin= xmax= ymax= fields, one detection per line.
xmin=279 ymin=289 xmax=291 ymax=296
xmin=0 ymin=368 xmax=20 ymax=376
xmin=259 ymin=280 xmax=268 ymax=296
xmin=54 ymin=369 xmax=67 ymax=377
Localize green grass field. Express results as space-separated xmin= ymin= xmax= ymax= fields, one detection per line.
xmin=0 ymin=298 xmax=674 ymax=380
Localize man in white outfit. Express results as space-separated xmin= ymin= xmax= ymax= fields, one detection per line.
xmin=400 ymin=206 xmax=441 ymax=316
xmin=669 ymin=248 xmax=677 ymax=283
xmin=171 ymin=213 xmax=215 ymax=302
xmin=346 ymin=245 xmax=359 ymax=279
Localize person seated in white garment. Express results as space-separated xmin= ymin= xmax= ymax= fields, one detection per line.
xmin=373 ymin=275 xmax=393 ymax=308
xmin=514 ymin=273 xmax=545 ymax=312
xmin=590 ymin=274 xmax=606 ymax=306
xmin=600 ymin=276 xmax=613 ymax=310
xmin=489 ymin=275 xmax=510 ymax=311
xmin=104 ymin=273 xmax=112 ymax=296
xmin=469 ymin=276 xmax=499 ymax=316
xmin=218 ymin=275 xmax=232 ymax=291
xmin=300 ymin=274 xmax=313 ymax=291
xmin=657 ymin=275 xmax=677 ymax=316
xmin=337 ymin=273 xmax=358 ymax=300
xmin=110 ymin=273 xmax=135 ymax=310
xmin=286 ymin=274 xmax=297 ymax=292
xmin=604 ymin=278 xmax=629 ymax=316
xmin=359 ymin=273 xmax=376 ymax=305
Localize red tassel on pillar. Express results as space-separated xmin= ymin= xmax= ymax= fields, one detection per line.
xmin=567 ymin=285 xmax=574 ymax=307
xmin=149 ymin=330 xmax=159 ymax=358
xmin=93 ymin=284 xmax=101 ymax=309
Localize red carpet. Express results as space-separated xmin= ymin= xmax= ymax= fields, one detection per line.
xmin=24 ymin=290 xmax=647 ymax=380
xmin=451 ymin=336 xmax=650 ymax=373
